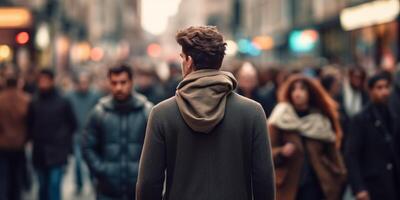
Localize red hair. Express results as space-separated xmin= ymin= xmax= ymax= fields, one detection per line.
xmin=278 ymin=74 xmax=343 ymax=149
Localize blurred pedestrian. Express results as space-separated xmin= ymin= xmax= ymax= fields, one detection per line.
xmin=268 ymin=75 xmax=346 ymax=200
xmin=263 ymin=68 xmax=290 ymax=117
xmin=66 ymin=72 xmax=100 ymax=194
xmin=235 ymin=62 xmax=276 ymax=116
xmin=320 ymin=74 xmax=341 ymax=100
xmin=27 ymin=69 xmax=77 ymax=200
xmin=0 ymin=75 xmax=31 ymax=200
xmin=345 ymin=72 xmax=400 ymax=200
xmin=338 ymin=67 xmax=369 ymax=119
xmin=338 ymin=67 xmax=369 ymax=157
xmin=236 ymin=62 xmax=262 ymax=101
xmin=163 ymin=62 xmax=182 ymax=98
xmin=21 ymin=66 xmax=37 ymax=95
xmin=136 ymin=26 xmax=275 ymax=200
xmin=83 ymin=65 xmax=152 ymax=200
xmin=134 ymin=64 xmax=166 ymax=104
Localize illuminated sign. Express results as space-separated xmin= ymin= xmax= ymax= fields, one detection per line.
xmin=0 ymin=8 xmax=32 ymax=28
xmin=289 ymin=29 xmax=319 ymax=53
xmin=340 ymin=0 xmax=400 ymax=31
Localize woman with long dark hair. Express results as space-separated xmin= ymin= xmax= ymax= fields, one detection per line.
xmin=268 ymin=74 xmax=347 ymax=200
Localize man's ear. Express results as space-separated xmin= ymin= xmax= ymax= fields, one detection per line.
xmin=187 ymin=56 xmax=193 ymax=68
xmin=183 ymin=56 xmax=194 ymax=77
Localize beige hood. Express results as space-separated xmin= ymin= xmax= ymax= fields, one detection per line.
xmin=176 ymin=69 xmax=237 ymax=133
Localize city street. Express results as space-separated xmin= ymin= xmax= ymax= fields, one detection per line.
xmin=23 ymin=157 xmax=94 ymax=200
xmin=1 ymin=0 xmax=400 ymax=200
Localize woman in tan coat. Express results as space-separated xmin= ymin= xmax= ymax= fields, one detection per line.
xmin=268 ymin=75 xmax=346 ymax=200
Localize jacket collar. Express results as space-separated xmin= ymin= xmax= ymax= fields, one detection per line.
xmin=100 ymin=92 xmax=148 ymax=112
xmin=365 ymin=102 xmax=398 ymax=138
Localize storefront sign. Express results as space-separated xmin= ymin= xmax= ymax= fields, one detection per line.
xmin=340 ymin=0 xmax=399 ymax=31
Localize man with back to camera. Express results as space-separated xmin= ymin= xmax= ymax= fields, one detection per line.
xmin=136 ymin=26 xmax=275 ymax=200
xmin=83 ymin=64 xmax=152 ymax=200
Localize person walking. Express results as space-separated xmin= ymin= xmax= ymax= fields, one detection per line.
xmin=0 ymin=75 xmax=30 ymax=200
xmin=66 ymin=72 xmax=100 ymax=194
xmin=27 ymin=69 xmax=77 ymax=200
xmin=136 ymin=26 xmax=275 ymax=200
xmin=345 ymin=72 xmax=400 ymax=200
xmin=83 ymin=65 xmax=152 ymax=200
xmin=268 ymin=74 xmax=347 ymax=200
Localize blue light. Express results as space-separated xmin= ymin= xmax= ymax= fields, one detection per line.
xmin=238 ymin=38 xmax=261 ymax=56
xmin=289 ymin=30 xmax=318 ymax=53
xmin=238 ymin=39 xmax=252 ymax=54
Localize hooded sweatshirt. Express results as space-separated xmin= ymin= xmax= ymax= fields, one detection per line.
xmin=175 ymin=69 xmax=237 ymax=133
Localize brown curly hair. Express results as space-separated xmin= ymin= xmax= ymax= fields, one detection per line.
xmin=176 ymin=26 xmax=226 ymax=70
xmin=278 ymin=74 xmax=343 ymax=149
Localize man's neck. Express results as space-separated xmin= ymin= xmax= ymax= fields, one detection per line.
xmin=114 ymin=94 xmax=133 ymax=103
xmin=350 ymin=84 xmax=360 ymax=92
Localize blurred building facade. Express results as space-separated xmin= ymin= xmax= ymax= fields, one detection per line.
xmin=0 ymin=0 xmax=143 ymax=74
xmin=1 ymin=0 xmax=399 ymax=73
xmin=238 ymin=0 xmax=399 ymax=71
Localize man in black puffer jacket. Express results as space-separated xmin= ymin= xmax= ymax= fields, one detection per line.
xmin=83 ymin=65 xmax=152 ymax=200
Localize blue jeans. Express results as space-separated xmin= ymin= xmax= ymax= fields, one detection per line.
xmin=37 ymin=166 xmax=65 ymax=200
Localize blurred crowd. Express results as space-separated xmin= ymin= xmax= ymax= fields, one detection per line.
xmin=0 ymin=58 xmax=399 ymax=200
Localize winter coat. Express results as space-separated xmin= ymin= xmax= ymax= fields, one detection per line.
xmin=345 ymin=103 xmax=400 ymax=200
xmin=83 ymin=94 xmax=152 ymax=199
xmin=27 ymin=89 xmax=77 ymax=168
xmin=137 ymin=69 xmax=275 ymax=200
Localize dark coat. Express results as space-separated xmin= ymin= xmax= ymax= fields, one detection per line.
xmin=337 ymin=90 xmax=369 ymax=119
xmin=345 ymin=103 xmax=400 ymax=200
xmin=268 ymin=125 xmax=347 ymax=200
xmin=236 ymin=87 xmax=272 ymax=116
xmin=83 ymin=94 xmax=152 ymax=199
xmin=337 ymin=90 xmax=369 ymax=152
xmin=262 ymin=86 xmax=278 ymax=118
xmin=27 ymin=89 xmax=77 ymax=168
xmin=136 ymin=93 xmax=275 ymax=200
xmin=136 ymin=84 xmax=166 ymax=105
xmin=389 ymin=86 xmax=400 ymax=118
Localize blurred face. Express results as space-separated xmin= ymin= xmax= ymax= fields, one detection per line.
xmin=369 ymin=79 xmax=391 ymax=104
xmin=290 ymin=81 xmax=309 ymax=110
xmin=350 ymin=71 xmax=364 ymax=90
xmin=237 ymin=65 xmax=258 ymax=94
xmin=330 ymin=78 xmax=341 ymax=97
xmin=136 ymin=74 xmax=154 ymax=89
xmin=78 ymin=75 xmax=90 ymax=92
xmin=38 ymin=75 xmax=54 ymax=92
xmin=109 ymin=72 xmax=133 ymax=101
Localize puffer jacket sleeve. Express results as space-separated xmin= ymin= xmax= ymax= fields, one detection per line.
xmin=82 ymin=107 xmax=107 ymax=176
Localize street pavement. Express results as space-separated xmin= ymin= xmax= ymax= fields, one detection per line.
xmin=23 ymin=157 xmax=95 ymax=200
